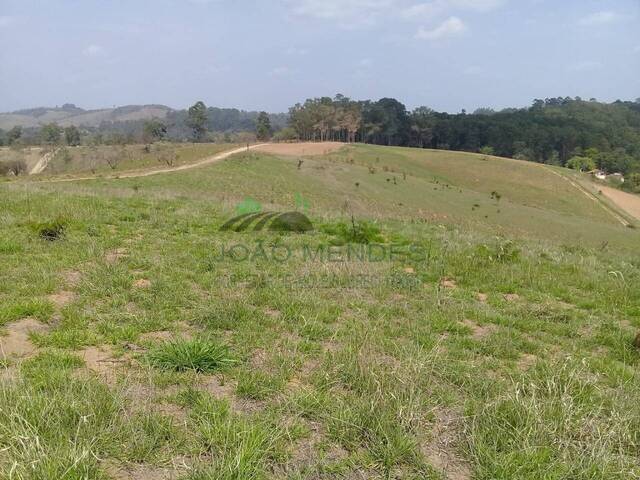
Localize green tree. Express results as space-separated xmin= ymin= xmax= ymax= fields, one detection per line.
xmin=626 ymin=173 xmax=640 ymax=193
xmin=41 ymin=123 xmax=62 ymax=145
xmin=479 ymin=146 xmax=495 ymax=155
xmin=187 ymin=101 xmax=208 ymax=141
xmin=256 ymin=112 xmax=272 ymax=141
xmin=7 ymin=126 xmax=22 ymax=145
xmin=567 ymin=156 xmax=596 ymax=172
xmin=272 ymin=127 xmax=297 ymax=142
xmin=143 ymin=119 xmax=167 ymax=143
xmin=64 ymin=125 xmax=81 ymax=146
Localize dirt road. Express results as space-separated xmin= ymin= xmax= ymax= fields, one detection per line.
xmin=28 ymin=144 xmax=268 ymax=183
xmin=541 ymin=166 xmax=631 ymax=227
xmin=595 ymin=185 xmax=640 ymax=221
xmin=254 ymin=142 xmax=345 ymax=156
xmin=29 ymin=149 xmax=57 ymax=174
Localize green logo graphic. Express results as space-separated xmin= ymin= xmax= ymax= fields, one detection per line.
xmin=221 ymin=194 xmax=313 ymax=233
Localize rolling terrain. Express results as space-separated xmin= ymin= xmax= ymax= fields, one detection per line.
xmin=1 ymin=143 xmax=639 ymax=479
xmin=0 ymin=104 xmax=172 ymax=129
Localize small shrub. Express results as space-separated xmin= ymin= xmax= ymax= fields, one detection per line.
xmin=147 ymin=337 xmax=235 ymax=373
xmin=32 ymin=218 xmax=67 ymax=241
xmin=0 ymin=160 xmax=27 ymax=176
xmin=475 ymin=240 xmax=521 ymax=263
xmin=321 ymin=219 xmax=384 ymax=245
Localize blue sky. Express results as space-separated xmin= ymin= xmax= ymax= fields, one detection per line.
xmin=0 ymin=0 xmax=638 ymax=113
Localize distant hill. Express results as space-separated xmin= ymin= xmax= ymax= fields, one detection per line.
xmin=0 ymin=104 xmax=172 ymax=129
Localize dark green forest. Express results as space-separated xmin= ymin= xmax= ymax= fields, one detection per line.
xmin=286 ymin=95 xmax=640 ymax=179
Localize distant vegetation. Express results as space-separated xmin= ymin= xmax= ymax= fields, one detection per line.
xmin=2 ymin=96 xmax=639 ymax=192
xmin=286 ymin=95 xmax=640 ymax=192
xmin=0 ymin=102 xmax=287 ymax=147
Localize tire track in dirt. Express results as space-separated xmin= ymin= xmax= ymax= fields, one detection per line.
xmin=541 ymin=165 xmax=630 ymax=227
xmin=26 ymin=144 xmax=268 ymax=183
xmin=594 ymin=185 xmax=640 ymax=222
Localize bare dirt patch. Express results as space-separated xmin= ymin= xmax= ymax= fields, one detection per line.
xmin=597 ymin=185 xmax=640 ymax=221
xmin=63 ymin=270 xmax=82 ymax=286
xmin=264 ymin=308 xmax=282 ymax=318
xmin=517 ymin=353 xmax=538 ymax=370
xmin=124 ymin=382 xmax=188 ymax=423
xmin=80 ymin=345 xmax=130 ymax=385
xmin=105 ymin=248 xmax=128 ymax=264
xmin=103 ymin=460 xmax=188 ymax=480
xmin=139 ymin=322 xmax=195 ymax=343
xmin=422 ymin=408 xmax=472 ymax=480
xmin=201 ymin=375 xmax=263 ymax=414
xmin=476 ymin=293 xmax=488 ymax=303
xmin=255 ymin=142 xmax=345 ymax=156
xmin=48 ymin=290 xmax=76 ymax=309
xmin=441 ymin=278 xmax=457 ymax=289
xmin=1 ymin=318 xmax=49 ymax=359
xmin=460 ymin=319 xmax=496 ymax=340
xmin=133 ymin=279 xmax=152 ymax=289
xmin=503 ymin=293 xmax=520 ymax=302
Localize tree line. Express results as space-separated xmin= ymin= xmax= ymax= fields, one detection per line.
xmin=3 ymin=96 xmax=639 ymax=191
xmin=0 ymin=103 xmax=287 ymax=147
xmin=284 ymin=95 xmax=640 ymax=178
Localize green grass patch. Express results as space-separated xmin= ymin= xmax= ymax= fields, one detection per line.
xmin=147 ymin=337 xmax=235 ymax=373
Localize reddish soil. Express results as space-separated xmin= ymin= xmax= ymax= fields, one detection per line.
xmin=255 ymin=142 xmax=345 ymax=156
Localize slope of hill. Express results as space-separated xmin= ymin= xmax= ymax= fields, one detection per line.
xmin=0 ymin=104 xmax=172 ymax=129
xmin=1 ymin=143 xmax=639 ymax=479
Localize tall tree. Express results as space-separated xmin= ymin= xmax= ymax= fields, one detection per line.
xmin=41 ymin=123 xmax=62 ymax=145
xmin=143 ymin=119 xmax=167 ymax=143
xmin=64 ymin=125 xmax=81 ymax=146
xmin=187 ymin=101 xmax=208 ymax=141
xmin=256 ymin=112 xmax=272 ymax=141
xmin=7 ymin=126 xmax=22 ymax=145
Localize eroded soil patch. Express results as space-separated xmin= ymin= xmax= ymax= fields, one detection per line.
xmin=0 ymin=318 xmax=49 ymax=359
xmin=255 ymin=142 xmax=345 ymax=156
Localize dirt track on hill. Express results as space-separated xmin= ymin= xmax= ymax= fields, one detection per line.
xmin=29 ymin=149 xmax=56 ymax=174
xmin=28 ymin=144 xmax=268 ymax=183
xmin=596 ymin=185 xmax=640 ymax=221
xmin=541 ymin=166 xmax=631 ymax=227
xmin=255 ymin=142 xmax=345 ymax=156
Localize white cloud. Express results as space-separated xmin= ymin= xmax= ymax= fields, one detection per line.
xmin=286 ymin=0 xmax=505 ymax=30
xmin=448 ymin=0 xmax=506 ymax=11
xmin=416 ymin=16 xmax=466 ymax=39
xmin=0 ymin=16 xmax=15 ymax=27
xmin=578 ymin=11 xmax=626 ymax=26
xmin=401 ymin=0 xmax=505 ymax=20
xmin=288 ymin=0 xmax=394 ymax=28
xmin=358 ymin=58 xmax=374 ymax=67
xmin=401 ymin=2 xmax=444 ymax=20
xmin=83 ymin=44 xmax=105 ymax=57
xmin=269 ymin=66 xmax=293 ymax=77
xmin=286 ymin=46 xmax=309 ymax=56
xmin=463 ymin=65 xmax=483 ymax=75
xmin=567 ymin=60 xmax=603 ymax=72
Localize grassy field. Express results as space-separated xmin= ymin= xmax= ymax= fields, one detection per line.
xmin=1 ymin=143 xmax=639 ymax=479
xmin=0 ymin=143 xmax=238 ymax=177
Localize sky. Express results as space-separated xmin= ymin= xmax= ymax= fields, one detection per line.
xmin=0 ymin=0 xmax=638 ymax=113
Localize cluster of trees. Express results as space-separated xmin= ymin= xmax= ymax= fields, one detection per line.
xmin=288 ymin=95 xmax=362 ymax=142
xmin=285 ymin=95 xmax=640 ymax=178
xmin=0 ymin=102 xmax=287 ymax=147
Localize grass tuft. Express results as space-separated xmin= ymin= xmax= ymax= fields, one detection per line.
xmin=31 ymin=218 xmax=67 ymax=241
xmin=147 ymin=337 xmax=235 ymax=373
